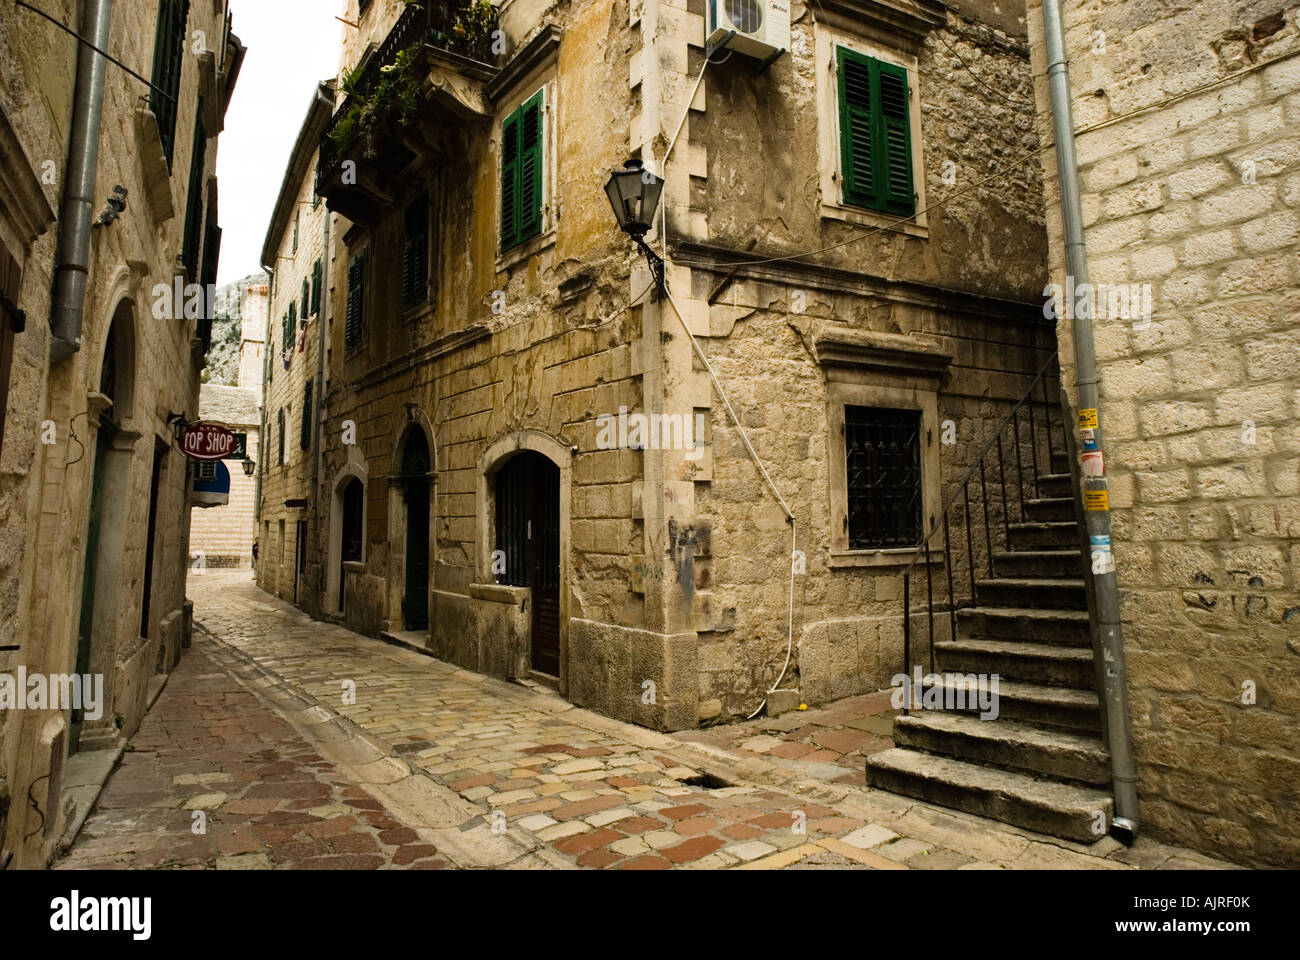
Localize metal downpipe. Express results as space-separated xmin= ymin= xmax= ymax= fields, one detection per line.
xmin=1042 ymin=0 xmax=1139 ymax=841
xmin=49 ymin=0 xmax=114 ymax=362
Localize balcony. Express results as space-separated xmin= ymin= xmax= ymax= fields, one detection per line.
xmin=317 ymin=0 xmax=501 ymax=224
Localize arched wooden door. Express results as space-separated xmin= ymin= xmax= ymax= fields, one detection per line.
xmin=495 ymin=452 xmax=560 ymax=676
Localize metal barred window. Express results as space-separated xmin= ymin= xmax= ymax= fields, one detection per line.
xmin=845 ymin=406 xmax=923 ymax=549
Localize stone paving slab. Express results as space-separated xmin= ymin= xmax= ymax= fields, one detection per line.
xmin=58 ymin=571 xmax=1238 ymax=871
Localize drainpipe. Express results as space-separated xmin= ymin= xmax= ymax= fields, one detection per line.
xmin=49 ymin=0 xmax=114 ymax=362
xmin=256 ymin=266 xmax=273 ymax=538
xmin=312 ymin=210 xmax=330 ymax=612
xmin=1042 ymin=0 xmax=1139 ymax=842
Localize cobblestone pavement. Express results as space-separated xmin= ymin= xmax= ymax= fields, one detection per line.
xmin=59 ymin=571 xmax=1234 ymax=870
xmin=673 ymin=691 xmax=900 ymax=789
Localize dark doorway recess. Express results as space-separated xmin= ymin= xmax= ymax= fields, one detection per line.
xmin=400 ymin=429 xmax=430 ymax=630
xmin=495 ymin=452 xmax=560 ymax=676
xmin=340 ymin=477 xmax=364 ymax=614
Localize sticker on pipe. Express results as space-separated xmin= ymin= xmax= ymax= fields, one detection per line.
xmin=1079 ymin=408 xmax=1099 ymax=430
xmin=1081 ymin=450 xmax=1105 ymax=477
xmin=1090 ymin=534 xmax=1115 ymax=575
xmin=1084 ymin=489 xmax=1109 ymax=511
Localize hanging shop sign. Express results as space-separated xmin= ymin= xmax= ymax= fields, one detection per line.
xmin=181 ymin=421 xmax=239 ymax=461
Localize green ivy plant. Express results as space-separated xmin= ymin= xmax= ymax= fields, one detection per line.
xmin=328 ymin=44 xmax=423 ymax=161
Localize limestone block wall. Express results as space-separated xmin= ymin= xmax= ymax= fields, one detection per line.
xmin=1026 ymin=0 xmax=1300 ymax=867
xmin=0 ymin=0 xmax=236 ymax=866
xmin=189 ymin=425 xmax=259 ymax=567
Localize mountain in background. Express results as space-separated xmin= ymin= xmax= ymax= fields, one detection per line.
xmin=202 ymin=269 xmax=268 ymax=386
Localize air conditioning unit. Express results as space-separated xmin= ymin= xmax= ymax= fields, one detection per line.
xmin=707 ymin=0 xmax=790 ymax=62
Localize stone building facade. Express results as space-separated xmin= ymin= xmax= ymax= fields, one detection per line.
xmin=261 ymin=0 xmax=1053 ymax=734
xmin=0 ymin=0 xmax=242 ymax=867
xmin=1025 ymin=0 xmax=1300 ymax=866
xmin=257 ymin=82 xmax=334 ymax=610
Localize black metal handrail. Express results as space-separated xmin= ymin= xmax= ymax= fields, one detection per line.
xmin=318 ymin=0 xmax=500 ymax=188
xmin=900 ymin=351 xmax=1066 ymax=701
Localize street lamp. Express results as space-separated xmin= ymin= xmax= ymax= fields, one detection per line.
xmin=604 ymin=158 xmax=666 ymax=296
xmin=241 ymin=457 xmax=256 ymax=478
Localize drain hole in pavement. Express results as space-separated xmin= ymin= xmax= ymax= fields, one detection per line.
xmin=677 ymin=772 xmax=731 ymax=789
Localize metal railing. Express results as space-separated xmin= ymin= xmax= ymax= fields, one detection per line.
xmin=899 ymin=351 xmax=1068 ymax=704
xmin=318 ymin=0 xmax=500 ymax=188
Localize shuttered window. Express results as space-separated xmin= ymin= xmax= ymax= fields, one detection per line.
xmin=277 ymin=408 xmax=285 ymax=465
xmin=300 ymin=379 xmax=313 ymax=450
xmin=402 ymin=190 xmax=429 ymax=311
xmin=181 ymin=102 xmax=206 ymax=278
xmin=345 ymin=248 xmax=367 ymax=349
xmin=500 ymin=90 xmax=544 ymax=252
xmin=302 ymin=277 xmax=310 ymax=318
xmin=311 ymin=258 xmax=323 ymax=315
xmin=837 ymin=48 xmax=915 ymax=217
xmin=149 ymin=0 xmax=190 ymax=165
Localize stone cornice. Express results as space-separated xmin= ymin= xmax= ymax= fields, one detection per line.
xmin=809 ymin=322 xmax=953 ymax=383
xmin=671 ymin=239 xmax=1044 ymax=325
xmin=485 ymin=23 xmax=563 ymax=103
xmin=813 ymin=0 xmax=947 ymax=46
xmin=0 ymin=103 xmax=56 ymax=250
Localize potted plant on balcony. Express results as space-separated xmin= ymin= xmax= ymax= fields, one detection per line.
xmin=328 ymin=44 xmax=423 ymax=161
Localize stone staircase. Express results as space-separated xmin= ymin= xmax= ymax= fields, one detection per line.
xmin=867 ymin=453 xmax=1115 ymax=843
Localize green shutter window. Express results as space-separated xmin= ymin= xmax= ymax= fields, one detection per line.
xmin=500 ymin=90 xmax=544 ymax=252
xmin=181 ymin=103 xmax=206 ymax=278
xmin=281 ymin=312 xmax=290 ymax=353
xmin=837 ymin=48 xmax=915 ymax=217
xmin=292 ymin=210 xmax=299 ymax=253
xmin=345 ymin=249 xmax=367 ymax=349
xmin=311 ymin=259 xmax=323 ymax=316
xmin=402 ymin=191 xmax=430 ymax=310
xmin=302 ymin=277 xmax=310 ymax=318
xmin=149 ymin=0 xmax=191 ymax=165
xmin=300 ymin=379 xmax=313 ymax=450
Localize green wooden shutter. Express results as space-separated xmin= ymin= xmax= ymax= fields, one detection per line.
xmin=838 ymin=48 xmax=876 ymax=209
xmin=878 ymin=62 xmax=915 ymax=215
xmin=500 ymin=89 xmax=544 ymax=252
xmin=837 ymin=48 xmax=915 ymax=217
xmin=300 ymin=379 xmax=313 ymax=450
xmin=346 ymin=249 xmax=366 ymax=348
xmin=181 ymin=103 xmax=206 ymax=277
xmin=402 ymin=191 xmax=429 ymax=310
xmin=500 ymin=111 xmax=520 ymax=250
xmin=517 ymin=90 xmax=544 ymax=244
xmin=149 ymin=0 xmax=190 ymax=165
xmin=281 ymin=312 xmax=290 ymax=353
xmin=302 ymin=277 xmax=310 ymax=318
xmin=311 ymin=259 xmax=322 ymax=315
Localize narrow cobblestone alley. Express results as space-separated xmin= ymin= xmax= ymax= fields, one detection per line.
xmin=55 ymin=572 xmax=1234 ymax=871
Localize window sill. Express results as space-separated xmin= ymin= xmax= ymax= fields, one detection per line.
xmin=496 ymin=228 xmax=555 ymax=273
xmin=829 ymin=548 xmax=943 ymax=569
xmin=469 ymin=582 xmax=528 ymax=606
xmin=342 ymin=560 xmax=365 ymax=574
xmin=401 ymin=300 xmax=436 ymax=326
xmin=820 ymin=202 xmax=928 ymax=239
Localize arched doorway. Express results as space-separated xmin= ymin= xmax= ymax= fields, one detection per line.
xmin=339 ymin=477 xmax=364 ymax=614
xmin=74 ymin=301 xmax=136 ymax=751
xmin=398 ymin=428 xmax=431 ymax=630
xmin=494 ymin=452 xmax=560 ymax=676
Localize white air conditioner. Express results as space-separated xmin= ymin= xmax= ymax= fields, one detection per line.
xmin=707 ymin=0 xmax=790 ymax=62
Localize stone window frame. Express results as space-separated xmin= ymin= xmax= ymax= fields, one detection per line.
xmin=815 ymin=24 xmax=930 ymax=238
xmin=494 ymin=68 xmax=559 ymax=272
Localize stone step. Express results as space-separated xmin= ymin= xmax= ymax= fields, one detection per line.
xmin=1037 ymin=472 xmax=1074 ymax=498
xmin=1008 ymin=521 xmax=1078 ymax=549
xmin=865 ymin=747 xmax=1113 ymax=842
xmin=892 ymin=713 xmax=1112 ymax=786
xmin=925 ymin=675 xmax=1102 ymax=731
xmin=992 ymin=549 xmax=1083 ymax=579
xmin=976 ymin=577 xmax=1087 ymax=610
xmin=1022 ymin=496 xmax=1076 ymax=522
xmin=936 ymin=637 xmax=1096 ymax=687
xmin=958 ymin=606 xmax=1091 ymax=646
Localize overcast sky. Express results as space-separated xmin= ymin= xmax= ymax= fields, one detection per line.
xmin=215 ymin=0 xmax=341 ymax=286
